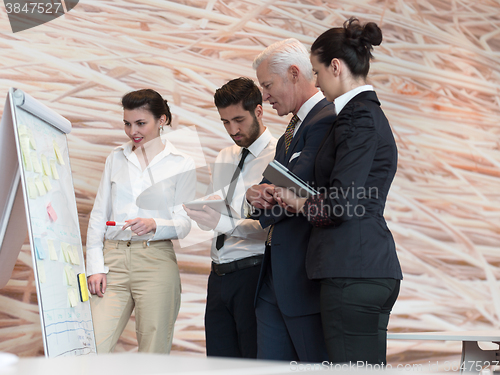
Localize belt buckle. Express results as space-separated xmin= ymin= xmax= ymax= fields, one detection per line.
xmin=212 ymin=263 xmax=225 ymax=276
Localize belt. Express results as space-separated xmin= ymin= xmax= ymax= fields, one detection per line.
xmin=105 ymin=239 xmax=171 ymax=248
xmin=212 ymin=255 xmax=263 ymax=276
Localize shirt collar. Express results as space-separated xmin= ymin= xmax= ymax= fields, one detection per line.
xmin=334 ymin=85 xmax=374 ymax=115
xmin=296 ymin=91 xmax=324 ymax=123
xmin=119 ymin=137 xmax=183 ymax=160
xmin=119 ymin=140 xmax=135 ymax=157
xmin=246 ymin=128 xmax=273 ymax=158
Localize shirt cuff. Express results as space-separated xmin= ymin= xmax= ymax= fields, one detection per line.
xmin=243 ymin=199 xmax=255 ymax=218
xmin=303 ymin=194 xmax=336 ymax=227
xmin=151 ymin=217 xmax=191 ymax=240
xmin=85 ymin=247 xmax=109 ymax=276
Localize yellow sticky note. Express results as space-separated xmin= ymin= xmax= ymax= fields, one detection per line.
xmin=68 ymin=288 xmax=78 ymax=307
xmin=37 ymin=261 xmax=46 ymax=283
xmin=50 ymin=159 xmax=59 ymax=180
xmin=28 ymin=129 xmax=37 ymax=150
xmin=18 ymin=125 xmax=28 ymax=137
xmin=22 ymin=149 xmax=32 ymax=171
xmin=63 ymin=243 xmax=70 ymax=263
xmin=34 ymin=177 xmax=47 ymax=196
xmin=64 ymin=265 xmax=76 ymax=286
xmin=42 ymin=176 xmax=52 ymax=192
xmin=70 ymin=245 xmax=80 ymax=265
xmin=20 ymin=137 xmax=32 ymax=171
xmin=41 ymin=155 xmax=51 ymax=177
xmin=47 ymin=239 xmax=58 ymax=261
xmin=67 ymin=245 xmax=74 ymax=264
xmin=27 ymin=178 xmax=37 ymax=199
xmin=60 ymin=242 xmax=70 ymax=263
xmin=53 ymin=141 xmax=65 ymax=165
xmin=62 ymin=243 xmax=76 ymax=264
xmin=31 ymin=153 xmax=42 ymax=174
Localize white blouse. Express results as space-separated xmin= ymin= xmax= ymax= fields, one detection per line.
xmin=86 ymin=138 xmax=195 ymax=276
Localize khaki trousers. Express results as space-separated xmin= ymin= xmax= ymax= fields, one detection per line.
xmin=90 ymin=239 xmax=181 ymax=354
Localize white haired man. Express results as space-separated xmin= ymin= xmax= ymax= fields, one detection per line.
xmin=246 ymin=38 xmax=336 ymax=362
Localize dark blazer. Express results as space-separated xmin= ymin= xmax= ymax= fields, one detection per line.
xmin=305 ymin=91 xmax=403 ymax=280
xmin=254 ymin=98 xmax=335 ymax=317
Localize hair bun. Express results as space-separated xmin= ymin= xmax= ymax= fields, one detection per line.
xmin=343 ymin=17 xmax=382 ymax=58
xmin=361 ymin=22 xmax=382 ymax=46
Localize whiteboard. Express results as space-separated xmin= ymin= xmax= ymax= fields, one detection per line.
xmin=0 ymin=92 xmax=27 ymax=289
xmin=0 ymin=88 xmax=96 ymax=357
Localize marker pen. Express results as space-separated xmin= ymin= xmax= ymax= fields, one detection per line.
xmin=106 ymin=221 xmax=127 ymax=227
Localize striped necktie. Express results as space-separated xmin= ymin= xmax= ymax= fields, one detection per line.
xmin=266 ymin=114 xmax=300 ymax=245
xmin=284 ymin=114 xmax=299 ymax=154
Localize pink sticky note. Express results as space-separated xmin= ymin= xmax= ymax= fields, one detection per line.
xmin=47 ymin=202 xmax=58 ymax=222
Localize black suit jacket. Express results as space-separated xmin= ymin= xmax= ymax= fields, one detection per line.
xmin=254 ymin=98 xmax=335 ymax=317
xmin=305 ymin=91 xmax=403 ymax=280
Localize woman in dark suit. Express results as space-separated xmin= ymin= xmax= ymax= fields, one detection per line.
xmin=275 ymin=18 xmax=403 ymax=365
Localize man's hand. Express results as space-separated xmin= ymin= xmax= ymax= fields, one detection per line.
xmin=246 ymin=183 xmax=276 ymax=209
xmin=87 ymin=273 xmax=107 ymax=297
xmin=122 ymin=218 xmax=156 ymax=236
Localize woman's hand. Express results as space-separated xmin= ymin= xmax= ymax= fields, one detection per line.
xmin=274 ymin=187 xmax=307 ymax=213
xmin=122 ymin=218 xmax=156 ymax=236
xmin=87 ymin=273 xmax=107 ymax=297
xmin=246 ymin=183 xmax=276 ymax=209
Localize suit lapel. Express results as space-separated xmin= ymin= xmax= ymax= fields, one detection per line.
xmin=275 ymin=138 xmax=287 ymax=164
xmin=284 ymin=98 xmax=330 ymax=165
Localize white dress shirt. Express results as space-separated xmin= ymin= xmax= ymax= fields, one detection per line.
xmin=208 ymin=128 xmax=277 ymax=264
xmin=86 ymin=138 xmax=195 ymax=276
xmin=293 ymin=90 xmax=325 ymax=136
xmin=333 ymin=85 xmax=374 ymax=114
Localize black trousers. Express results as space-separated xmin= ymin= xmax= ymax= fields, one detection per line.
xmin=255 ymin=267 xmax=327 ymax=362
xmin=204 ymin=264 xmax=261 ymax=358
xmin=320 ymin=278 xmax=400 ymax=365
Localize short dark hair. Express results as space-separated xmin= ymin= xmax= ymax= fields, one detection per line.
xmin=214 ymin=77 xmax=262 ymax=112
xmin=311 ymin=17 xmax=382 ymax=79
xmin=121 ymin=89 xmax=172 ymax=126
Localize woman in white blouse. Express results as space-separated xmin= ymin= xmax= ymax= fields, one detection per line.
xmin=86 ymin=89 xmax=195 ymax=353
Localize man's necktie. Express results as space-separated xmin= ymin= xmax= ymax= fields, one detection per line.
xmin=284 ymin=114 xmax=299 ymax=154
xmin=216 ymin=148 xmax=250 ymax=250
xmin=266 ymin=114 xmax=300 ymax=245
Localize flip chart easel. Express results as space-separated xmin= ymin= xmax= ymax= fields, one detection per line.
xmin=0 ymin=88 xmax=96 ymax=357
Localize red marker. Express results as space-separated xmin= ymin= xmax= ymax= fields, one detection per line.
xmin=106 ymin=221 xmax=126 ymax=227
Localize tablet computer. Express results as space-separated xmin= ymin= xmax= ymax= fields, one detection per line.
xmin=263 ymin=160 xmax=318 ymax=198
xmin=184 ymin=199 xmax=226 ymax=211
